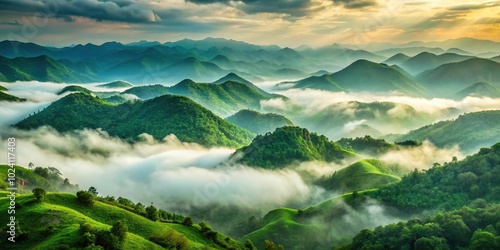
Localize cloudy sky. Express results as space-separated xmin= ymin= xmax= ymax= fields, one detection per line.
xmin=0 ymin=0 xmax=499 ymax=47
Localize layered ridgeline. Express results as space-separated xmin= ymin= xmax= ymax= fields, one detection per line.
xmin=235 ymin=142 xmax=500 ymax=250
xmin=453 ymin=81 xmax=500 ymax=100
xmin=397 ymin=52 xmax=472 ymax=75
xmin=417 ymin=58 xmax=500 ymax=96
xmin=15 ymin=93 xmax=255 ymax=148
xmin=0 ymin=55 xmax=95 ymax=82
xmin=0 ymin=165 xmax=249 ymax=250
xmin=397 ymin=110 xmax=500 ymax=153
xmin=226 ymin=109 xmax=294 ymax=134
xmin=123 ymin=74 xmax=285 ymax=117
xmin=278 ymin=59 xmax=426 ymax=96
xmin=231 ymin=126 xmax=357 ymax=169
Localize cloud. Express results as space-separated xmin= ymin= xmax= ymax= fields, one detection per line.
xmin=333 ymin=0 xmax=378 ymax=9
xmin=379 ymin=140 xmax=464 ymax=171
xmin=186 ymin=0 xmax=313 ymax=16
xmin=0 ymin=0 xmax=161 ymax=23
xmin=0 ymin=126 xmax=315 ymax=227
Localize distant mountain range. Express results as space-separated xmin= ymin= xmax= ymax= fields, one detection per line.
xmin=1 ymin=38 xmax=500 ymax=100
xmin=15 ymin=93 xmax=255 ymax=148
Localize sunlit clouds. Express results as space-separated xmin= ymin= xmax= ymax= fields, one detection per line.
xmin=0 ymin=0 xmax=498 ymax=47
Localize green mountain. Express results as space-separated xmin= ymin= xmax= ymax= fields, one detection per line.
xmin=399 ymin=52 xmax=472 ymax=75
xmin=97 ymin=80 xmax=133 ymax=89
xmin=232 ymin=126 xmax=357 ymax=169
xmin=383 ymin=53 xmax=410 ymax=65
xmin=397 ymin=110 xmax=500 ymax=153
xmin=417 ymin=58 xmax=500 ymax=96
xmin=213 ymin=72 xmax=253 ymax=86
xmin=167 ymin=79 xmax=283 ymax=117
xmin=284 ymin=60 xmax=426 ymax=95
xmin=226 ymin=109 xmax=294 ymax=135
xmin=316 ymin=159 xmax=401 ymax=193
xmin=453 ymin=81 xmax=500 ymax=99
xmin=15 ymin=93 xmax=255 ymax=148
xmin=57 ymin=85 xmax=93 ymax=95
xmin=0 ymin=55 xmax=95 ymax=82
xmin=330 ymin=60 xmax=426 ymax=94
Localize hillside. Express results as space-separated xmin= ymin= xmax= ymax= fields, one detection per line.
xmin=0 ymin=55 xmax=95 ymax=82
xmin=232 ymin=126 xmax=357 ymax=169
xmin=0 ymin=165 xmax=78 ymax=193
xmin=316 ymin=159 xmax=401 ymax=193
xmin=417 ymin=58 xmax=500 ymax=95
xmin=341 ymin=204 xmax=500 ymax=250
xmin=97 ymin=80 xmax=133 ymax=89
xmin=0 ymin=192 xmax=245 ymax=250
xmin=453 ymin=81 xmax=500 ymax=99
xmin=226 ymin=109 xmax=294 ymax=135
xmin=397 ymin=110 xmax=500 ymax=153
xmin=15 ymin=93 xmax=255 ymax=148
xmin=0 ymin=90 xmax=25 ymax=102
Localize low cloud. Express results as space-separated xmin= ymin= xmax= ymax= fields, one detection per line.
xmin=379 ymin=140 xmax=463 ymax=171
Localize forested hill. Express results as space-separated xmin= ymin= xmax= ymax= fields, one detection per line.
xmin=15 ymin=93 xmax=255 ymax=148
xmin=232 ymin=126 xmax=357 ymax=169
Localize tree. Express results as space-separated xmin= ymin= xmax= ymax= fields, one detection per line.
xmin=47 ymin=166 xmax=61 ymax=176
xmin=470 ymin=230 xmax=498 ymax=250
xmin=245 ymin=239 xmax=257 ymax=250
xmin=32 ymin=187 xmax=47 ymax=201
xmin=264 ymin=240 xmax=285 ymax=250
xmin=183 ymin=217 xmax=193 ymax=226
xmin=414 ymin=236 xmax=449 ymax=250
xmin=88 ymin=186 xmax=98 ymax=196
xmin=146 ymin=205 xmax=159 ymax=221
xmin=110 ymin=221 xmax=128 ymax=242
xmin=28 ymin=162 xmax=34 ymax=170
xmin=76 ymin=191 xmax=95 ymax=206
xmin=34 ymin=167 xmax=49 ymax=178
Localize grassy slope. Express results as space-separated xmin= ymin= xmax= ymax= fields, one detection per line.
xmin=0 ymin=165 xmax=53 ymax=192
xmin=318 ymin=159 xmax=401 ymax=193
xmin=0 ymin=192 xmax=223 ymax=249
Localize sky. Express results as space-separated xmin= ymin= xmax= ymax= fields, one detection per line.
xmin=0 ymin=0 xmax=499 ymax=47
